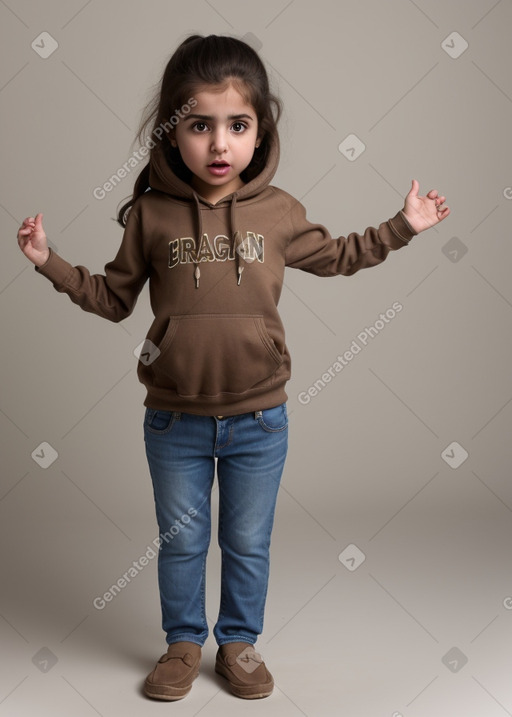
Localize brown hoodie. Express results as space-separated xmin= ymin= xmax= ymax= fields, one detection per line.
xmin=36 ymin=133 xmax=416 ymax=415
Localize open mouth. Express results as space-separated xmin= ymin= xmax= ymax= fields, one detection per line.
xmin=207 ymin=162 xmax=231 ymax=176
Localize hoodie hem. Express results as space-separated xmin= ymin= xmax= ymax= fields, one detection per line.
xmin=142 ymin=384 xmax=289 ymax=416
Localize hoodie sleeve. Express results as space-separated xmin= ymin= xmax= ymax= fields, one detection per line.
xmin=35 ymin=205 xmax=149 ymax=323
xmin=284 ymin=197 xmax=417 ymax=276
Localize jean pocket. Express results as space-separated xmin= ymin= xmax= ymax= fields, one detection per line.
xmin=144 ymin=408 xmax=177 ymax=434
xmin=257 ymin=403 xmax=288 ymax=432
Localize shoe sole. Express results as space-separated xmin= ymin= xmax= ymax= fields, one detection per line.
xmin=215 ymin=661 xmax=273 ymax=699
xmin=143 ymin=670 xmax=199 ymax=701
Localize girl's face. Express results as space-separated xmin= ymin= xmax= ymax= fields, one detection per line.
xmin=172 ymin=83 xmax=261 ymax=204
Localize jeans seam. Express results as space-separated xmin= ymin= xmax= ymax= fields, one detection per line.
xmin=257 ymin=420 xmax=288 ymax=432
xmin=218 ymin=637 xmax=255 ymax=646
xmin=257 ymin=403 xmax=288 ymax=432
xmin=200 ymin=551 xmax=207 ymax=634
xmin=167 ymin=635 xmax=205 ymax=646
xmin=217 ymin=506 xmax=226 ymax=626
xmin=144 ymin=408 xmax=178 ymax=435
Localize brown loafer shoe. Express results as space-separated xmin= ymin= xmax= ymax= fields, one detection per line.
xmin=215 ymin=642 xmax=274 ymax=699
xmin=144 ymin=641 xmax=201 ymax=700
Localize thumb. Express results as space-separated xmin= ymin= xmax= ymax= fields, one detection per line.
xmin=407 ymin=179 xmax=419 ymax=198
xmin=35 ymin=212 xmax=44 ymax=231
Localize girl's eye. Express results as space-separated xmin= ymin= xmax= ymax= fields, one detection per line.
xmin=231 ymin=122 xmax=247 ymax=133
xmin=190 ymin=121 xmax=247 ymax=133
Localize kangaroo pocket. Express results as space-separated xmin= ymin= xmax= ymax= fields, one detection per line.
xmin=150 ymin=314 xmax=283 ymax=398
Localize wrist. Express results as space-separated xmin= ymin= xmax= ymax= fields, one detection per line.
xmin=400 ymin=210 xmax=417 ymax=235
xmin=34 ymin=248 xmax=51 ymax=267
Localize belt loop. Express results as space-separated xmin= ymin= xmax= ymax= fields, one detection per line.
xmin=174 ymin=411 xmax=181 ymax=420
xmin=255 ymin=410 xmax=262 ymax=419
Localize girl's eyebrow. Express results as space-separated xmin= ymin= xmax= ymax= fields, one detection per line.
xmin=184 ymin=113 xmax=254 ymax=122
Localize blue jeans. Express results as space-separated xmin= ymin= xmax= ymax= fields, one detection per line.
xmin=143 ymin=403 xmax=288 ymax=647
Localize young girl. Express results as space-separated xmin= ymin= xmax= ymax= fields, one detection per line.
xmin=17 ymin=34 xmax=449 ymax=701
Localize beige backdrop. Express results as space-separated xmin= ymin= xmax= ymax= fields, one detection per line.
xmin=2 ymin=1 xmax=512 ymax=716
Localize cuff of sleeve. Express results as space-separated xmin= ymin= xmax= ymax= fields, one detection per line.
xmin=388 ymin=210 xmax=417 ymax=245
xmin=35 ymin=248 xmax=74 ymax=287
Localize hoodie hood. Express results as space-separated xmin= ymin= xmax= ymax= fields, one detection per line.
xmin=148 ymin=134 xmax=280 ymax=288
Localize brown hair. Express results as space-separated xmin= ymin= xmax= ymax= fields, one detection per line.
xmin=116 ymin=34 xmax=282 ymax=226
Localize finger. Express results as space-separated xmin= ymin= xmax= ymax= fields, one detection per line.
xmin=17 ymin=226 xmax=33 ymax=239
xmin=427 ymin=189 xmax=438 ymax=199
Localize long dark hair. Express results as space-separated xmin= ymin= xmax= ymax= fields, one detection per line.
xmin=116 ymin=34 xmax=282 ymax=227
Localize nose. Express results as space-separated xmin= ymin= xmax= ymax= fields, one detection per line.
xmin=211 ymin=129 xmax=228 ymax=154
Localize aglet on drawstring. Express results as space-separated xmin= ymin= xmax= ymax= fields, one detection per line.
xmin=237 ymin=266 xmax=244 ymax=286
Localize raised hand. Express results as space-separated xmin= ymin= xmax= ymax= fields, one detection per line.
xmin=402 ymin=179 xmax=450 ymax=234
xmin=17 ymin=213 xmax=50 ymax=267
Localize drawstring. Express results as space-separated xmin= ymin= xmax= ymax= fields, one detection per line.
xmin=231 ymin=194 xmax=244 ymax=286
xmin=191 ymin=192 xmax=243 ymax=289
xmin=192 ymin=193 xmax=203 ymax=289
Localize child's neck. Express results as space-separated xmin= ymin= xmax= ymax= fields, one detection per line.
xmin=191 ymin=176 xmax=245 ymax=205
